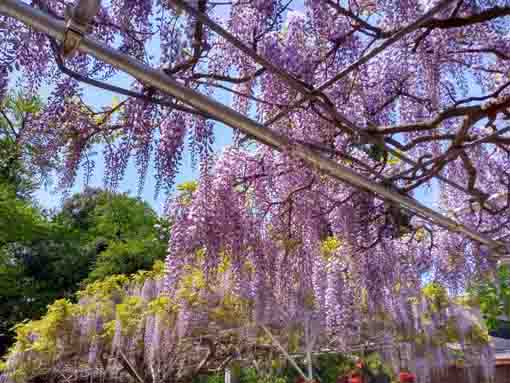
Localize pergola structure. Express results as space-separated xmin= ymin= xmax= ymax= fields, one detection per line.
xmin=1 ymin=1 xmax=510 ymax=382
xmin=1 ymin=0 xmax=508 ymax=256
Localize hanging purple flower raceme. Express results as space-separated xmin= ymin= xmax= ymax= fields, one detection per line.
xmin=125 ymin=98 xmax=159 ymax=194
xmin=0 ymin=65 xmax=7 ymax=101
xmin=324 ymin=254 xmax=346 ymax=332
xmin=188 ymin=116 xmax=214 ymax=168
xmin=0 ymin=16 xmax=19 ymax=81
xmin=155 ymin=111 xmax=187 ymax=196
xmin=17 ymin=78 xmax=98 ymax=189
xmin=2 ymin=3 xmax=509 ymax=382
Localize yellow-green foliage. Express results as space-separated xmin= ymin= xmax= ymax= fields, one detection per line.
xmin=365 ymin=352 xmax=394 ymax=378
xmin=435 ymin=317 xmax=461 ymax=344
xmin=209 ymin=293 xmax=252 ymax=328
xmin=287 ymin=326 xmax=303 ymax=353
xmin=131 ymin=259 xmax=166 ymax=284
xmin=467 ymin=323 xmax=489 ymax=345
xmin=148 ymin=295 xmax=173 ymax=315
xmin=176 ymin=265 xmax=208 ymax=306
xmin=2 ymin=256 xmax=265 ymax=382
xmin=147 ymin=294 xmax=179 ymax=326
xmin=217 ymin=253 xmax=231 ymax=274
xmin=320 ymin=236 xmax=341 ymax=260
xmin=195 ymin=247 xmax=206 ymax=261
xmin=423 ymin=282 xmax=449 ymax=311
xmin=116 ymin=296 xmax=144 ymax=335
xmin=78 ymin=274 xmax=129 ymax=300
xmin=101 ymin=319 xmax=117 ymax=341
xmin=303 ymin=289 xmax=316 ymax=310
xmin=177 ymin=181 xmax=198 ymax=205
xmin=2 ymin=271 xmax=144 ymax=380
xmin=455 ymin=293 xmax=479 ymax=308
xmin=14 ymin=299 xmax=77 ymax=355
xmin=4 ymin=299 xmax=79 ymax=381
xmin=177 ymin=181 xmax=198 ymax=194
xmin=77 ymin=274 xmax=130 ymax=318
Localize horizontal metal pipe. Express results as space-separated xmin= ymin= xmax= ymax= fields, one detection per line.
xmin=0 ymin=0 xmax=504 ymax=252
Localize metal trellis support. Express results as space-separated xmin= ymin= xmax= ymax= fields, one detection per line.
xmin=0 ymin=0 xmax=506 ymax=254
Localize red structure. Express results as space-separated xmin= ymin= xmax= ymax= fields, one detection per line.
xmin=399 ymin=371 xmax=416 ymax=382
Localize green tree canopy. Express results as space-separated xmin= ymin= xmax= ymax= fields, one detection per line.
xmin=468 ymin=265 xmax=510 ymax=335
xmin=54 ymin=187 xmax=169 ymax=282
xmin=0 ymin=92 xmax=170 ymax=355
xmin=0 ymin=185 xmax=169 ymax=355
xmin=0 ymin=183 xmax=85 ymax=355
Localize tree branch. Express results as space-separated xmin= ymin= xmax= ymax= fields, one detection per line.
xmin=48 ymin=38 xmax=215 ymax=120
xmin=423 ymin=6 xmax=510 ymax=29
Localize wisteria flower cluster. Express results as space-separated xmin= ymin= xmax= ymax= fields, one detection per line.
xmin=2 ymin=0 xmax=510 ymax=381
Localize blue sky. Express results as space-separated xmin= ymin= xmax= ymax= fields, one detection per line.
xmin=34 ymin=129 xmax=234 ymax=214
xmin=33 ymin=79 xmax=234 ymax=214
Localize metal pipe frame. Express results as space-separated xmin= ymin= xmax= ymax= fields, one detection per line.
xmin=0 ymin=0 xmax=505 ymax=252
xmin=173 ymin=0 xmax=483 ymax=200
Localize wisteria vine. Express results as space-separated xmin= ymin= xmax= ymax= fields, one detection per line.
xmin=2 ymin=0 xmax=510 ymax=381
